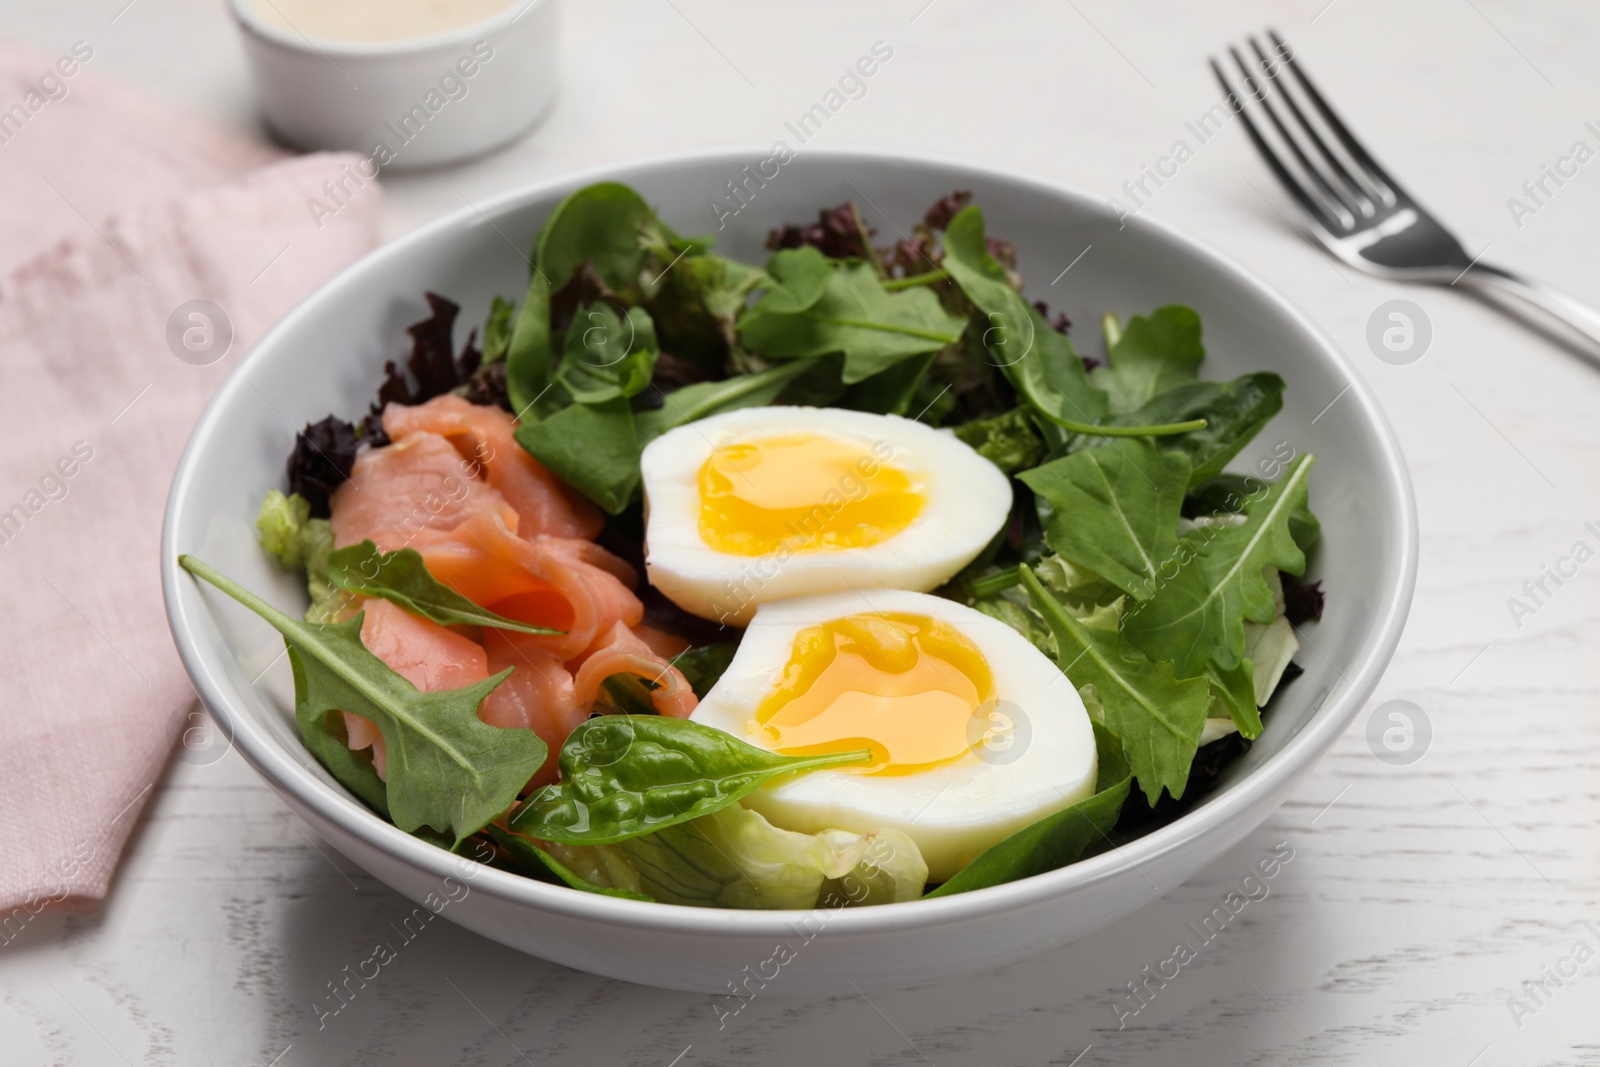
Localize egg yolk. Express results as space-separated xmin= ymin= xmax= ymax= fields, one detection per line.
xmin=754 ymin=612 xmax=994 ymax=775
xmin=697 ymin=433 xmax=924 ymax=557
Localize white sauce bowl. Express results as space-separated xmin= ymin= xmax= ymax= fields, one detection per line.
xmin=226 ymin=0 xmax=558 ymax=169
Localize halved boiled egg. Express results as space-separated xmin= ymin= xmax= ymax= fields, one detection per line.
xmin=690 ymin=588 xmax=1098 ymax=882
xmin=641 ymin=407 xmax=1012 ymax=625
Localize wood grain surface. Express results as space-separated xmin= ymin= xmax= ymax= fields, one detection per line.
xmin=4 ymin=0 xmax=1600 ymax=1063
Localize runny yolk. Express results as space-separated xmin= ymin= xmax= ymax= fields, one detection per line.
xmin=754 ymin=612 xmax=994 ymax=775
xmin=697 ymin=432 xmax=924 ymax=557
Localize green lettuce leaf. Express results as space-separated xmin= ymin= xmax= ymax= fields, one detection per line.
xmin=927 ymin=723 xmax=1130 ymax=896
xmin=179 ymin=556 xmax=541 ymax=845
xmin=255 ymin=489 xmax=346 ymax=623
xmin=540 ymin=804 xmax=927 ymax=909
xmin=1022 ymin=566 xmax=1211 ymax=804
xmin=952 ymin=407 xmax=1046 ymax=474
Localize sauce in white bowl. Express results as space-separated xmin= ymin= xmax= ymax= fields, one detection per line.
xmin=227 ymin=0 xmax=557 ymax=169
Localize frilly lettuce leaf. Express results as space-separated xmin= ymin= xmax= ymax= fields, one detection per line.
xmin=538 ymin=804 xmax=928 ymax=909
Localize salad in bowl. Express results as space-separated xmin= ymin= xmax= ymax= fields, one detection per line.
xmin=178 ymin=181 xmax=1324 ymax=912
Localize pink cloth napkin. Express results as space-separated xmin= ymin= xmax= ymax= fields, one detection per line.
xmin=0 ymin=43 xmax=382 ymax=913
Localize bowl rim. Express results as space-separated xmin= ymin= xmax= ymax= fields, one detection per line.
xmin=162 ymin=143 xmax=1418 ymax=938
xmin=225 ymin=0 xmax=550 ymax=57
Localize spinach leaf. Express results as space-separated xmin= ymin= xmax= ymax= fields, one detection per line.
xmin=535 ymin=181 xmax=654 ymax=291
xmin=736 ymin=260 xmax=965 ymax=384
xmin=939 ymin=207 xmax=1109 ymax=431
xmin=505 ymin=270 xmax=554 ymax=418
xmin=1113 ymin=372 xmax=1286 ymax=487
xmin=1022 ymin=566 xmax=1211 ymax=804
xmin=926 ymin=723 xmax=1131 ymax=896
xmin=507 ymin=715 xmax=869 ymax=845
xmin=180 ymin=556 xmax=542 ymax=844
xmin=486 ymin=826 xmax=653 ymax=901
xmin=326 ymin=540 xmax=560 ymax=636
xmin=668 ymin=642 xmax=739 ymax=699
xmin=1018 ymin=440 xmax=1190 ymax=601
xmin=1121 ymin=455 xmax=1314 ymax=678
xmin=843 ymin=350 xmax=938 ymax=416
xmin=951 ymin=407 xmax=1046 ymax=474
xmin=1092 ymin=306 xmax=1205 ymax=415
xmin=507 ymin=183 xmax=659 ymax=416
xmin=554 ymin=303 xmax=659 ymax=403
xmin=634 ymin=360 xmax=812 ymax=445
xmin=481 ymin=295 xmax=515 ymax=364
xmin=513 ymin=398 xmax=641 ymax=514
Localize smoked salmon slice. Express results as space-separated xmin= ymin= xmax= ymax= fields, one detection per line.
xmin=329 ymin=431 xmax=517 ymax=551
xmin=344 ymin=598 xmax=490 ymax=779
xmin=382 ymin=394 xmax=603 ymax=541
xmin=328 ymin=396 xmax=700 ymax=791
xmin=573 ymin=621 xmax=698 ymax=720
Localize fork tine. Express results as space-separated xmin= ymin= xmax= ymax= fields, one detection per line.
xmin=1228 ymin=46 xmax=1358 ymax=228
xmin=1268 ymin=29 xmax=1400 ymax=207
xmin=1209 ymin=57 xmax=1344 ymax=235
xmin=1246 ymin=35 xmax=1375 ymax=217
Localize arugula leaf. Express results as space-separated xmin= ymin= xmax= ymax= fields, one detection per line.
xmin=926 ymin=723 xmax=1130 ymax=896
xmin=554 ymin=303 xmax=659 ymax=403
xmin=951 ymin=407 xmax=1046 ymax=474
xmin=508 ymin=715 xmax=869 ymax=845
xmin=1186 ymin=472 xmax=1319 ymax=553
xmin=1111 ymin=372 xmax=1286 ymax=486
xmin=743 ymin=246 xmax=831 ymax=316
xmin=293 ymin=683 xmax=390 ymax=816
xmin=486 ymin=826 xmax=653 ymax=901
xmin=1092 ymin=306 xmax=1205 ymax=415
xmin=481 ymin=295 xmax=515 ymax=364
xmin=634 ymin=360 xmax=811 ymax=445
xmin=179 ymin=556 xmax=541 ymax=844
xmin=1018 ymin=440 xmax=1190 ymax=600
xmin=1022 ymin=566 xmax=1211 ymax=804
xmin=1121 ymin=455 xmax=1314 ymax=677
xmin=326 ymin=540 xmax=560 ymax=636
xmin=737 ymin=260 xmax=965 ymax=384
xmin=668 ymin=642 xmax=738 ymax=699
xmin=513 ymin=398 xmax=641 ymax=514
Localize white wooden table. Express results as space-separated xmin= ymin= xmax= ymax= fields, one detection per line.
xmin=6 ymin=0 xmax=1600 ymax=1063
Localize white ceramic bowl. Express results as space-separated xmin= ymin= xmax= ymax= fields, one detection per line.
xmin=162 ymin=147 xmax=1417 ymax=995
xmin=226 ymin=0 xmax=558 ymax=169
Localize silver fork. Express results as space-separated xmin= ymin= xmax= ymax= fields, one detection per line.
xmin=1213 ymin=30 xmax=1600 ymax=351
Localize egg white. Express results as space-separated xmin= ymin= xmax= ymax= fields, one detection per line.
xmin=640 ymin=406 xmax=1013 ymax=625
xmin=690 ymin=588 xmax=1099 ymax=883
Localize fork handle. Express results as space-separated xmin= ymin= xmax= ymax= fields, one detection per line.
xmin=1459 ymin=263 xmax=1600 ymax=350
